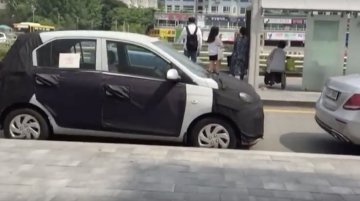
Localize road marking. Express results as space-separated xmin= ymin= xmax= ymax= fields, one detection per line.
xmin=264 ymin=109 xmax=315 ymax=114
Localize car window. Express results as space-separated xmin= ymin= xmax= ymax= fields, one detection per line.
xmin=106 ymin=41 xmax=170 ymax=79
xmin=36 ymin=39 xmax=96 ymax=70
xmin=0 ymin=33 xmax=4 ymax=38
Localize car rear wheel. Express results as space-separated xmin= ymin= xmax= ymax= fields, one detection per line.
xmin=3 ymin=108 xmax=50 ymax=140
xmin=189 ymin=117 xmax=237 ymax=149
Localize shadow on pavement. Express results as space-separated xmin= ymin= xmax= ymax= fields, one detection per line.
xmin=280 ymin=132 xmax=360 ymax=155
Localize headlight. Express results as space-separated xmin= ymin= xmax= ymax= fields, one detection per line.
xmin=239 ymin=92 xmax=254 ymax=103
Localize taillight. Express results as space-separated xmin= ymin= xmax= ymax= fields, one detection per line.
xmin=343 ymin=94 xmax=360 ymax=110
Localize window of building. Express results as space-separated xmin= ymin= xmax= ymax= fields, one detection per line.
xmin=37 ymin=39 xmax=96 ymax=70
xmin=183 ymin=5 xmax=194 ymax=13
xmin=167 ymin=5 xmax=172 ymax=12
xmin=174 ymin=5 xmax=180 ymax=11
xmin=240 ymin=0 xmax=248 ymax=2
xmin=106 ymin=41 xmax=170 ymax=79
xmin=233 ymin=7 xmax=236 ymax=14
xmin=240 ymin=7 xmax=246 ymax=14
xmin=223 ymin=6 xmax=230 ymax=13
xmin=211 ymin=6 xmax=218 ymax=13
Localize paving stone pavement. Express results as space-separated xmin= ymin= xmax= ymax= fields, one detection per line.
xmin=1 ymin=139 xmax=360 ymax=201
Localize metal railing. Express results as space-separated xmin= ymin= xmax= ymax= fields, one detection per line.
xmin=178 ymin=48 xmax=348 ymax=75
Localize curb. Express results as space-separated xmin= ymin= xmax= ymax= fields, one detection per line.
xmin=262 ymin=99 xmax=316 ymax=108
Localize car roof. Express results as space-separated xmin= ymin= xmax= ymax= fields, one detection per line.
xmin=39 ymin=30 xmax=159 ymax=44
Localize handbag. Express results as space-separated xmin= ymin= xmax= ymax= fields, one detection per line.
xmin=218 ymin=48 xmax=224 ymax=61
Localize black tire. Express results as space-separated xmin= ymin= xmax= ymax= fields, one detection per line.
xmin=189 ymin=117 xmax=237 ymax=149
xmin=3 ymin=108 xmax=50 ymax=140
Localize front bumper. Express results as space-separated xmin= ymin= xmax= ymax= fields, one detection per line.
xmin=234 ymin=102 xmax=264 ymax=141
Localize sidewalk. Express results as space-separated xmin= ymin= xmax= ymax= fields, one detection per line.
xmin=257 ymin=76 xmax=321 ymax=106
xmin=1 ymin=140 xmax=360 ymax=201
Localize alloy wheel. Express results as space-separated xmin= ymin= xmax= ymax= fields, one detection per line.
xmin=198 ymin=124 xmax=231 ymax=148
xmin=9 ymin=114 xmax=41 ymax=139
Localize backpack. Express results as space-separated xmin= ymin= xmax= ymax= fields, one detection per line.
xmin=186 ymin=26 xmax=198 ymax=52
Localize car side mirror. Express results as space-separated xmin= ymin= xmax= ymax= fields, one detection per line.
xmin=166 ymin=69 xmax=181 ymax=81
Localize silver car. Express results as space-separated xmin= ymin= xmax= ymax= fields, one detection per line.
xmin=316 ymin=74 xmax=360 ymax=144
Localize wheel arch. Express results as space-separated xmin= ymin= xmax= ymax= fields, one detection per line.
xmin=185 ymin=112 xmax=241 ymax=143
xmin=0 ymin=103 xmax=52 ymax=133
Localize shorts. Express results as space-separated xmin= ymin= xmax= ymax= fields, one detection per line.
xmin=209 ymin=55 xmax=218 ymax=61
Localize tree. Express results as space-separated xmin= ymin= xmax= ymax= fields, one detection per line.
xmin=3 ymin=0 xmax=155 ymax=32
xmin=101 ymin=0 xmax=127 ymax=30
xmin=110 ymin=7 xmax=155 ymax=33
xmin=36 ymin=0 xmax=102 ymax=29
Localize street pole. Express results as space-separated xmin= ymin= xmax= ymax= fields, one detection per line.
xmin=194 ymin=0 xmax=198 ymax=25
xmin=31 ymin=5 xmax=36 ymax=22
xmin=76 ymin=17 xmax=79 ymax=29
xmin=57 ymin=13 xmax=60 ymax=26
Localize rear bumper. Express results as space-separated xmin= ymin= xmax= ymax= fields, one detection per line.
xmin=316 ymin=99 xmax=360 ymax=144
xmin=315 ymin=116 xmax=352 ymax=143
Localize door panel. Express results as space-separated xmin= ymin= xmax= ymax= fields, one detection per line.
xmin=35 ymin=68 xmax=103 ymax=130
xmin=34 ymin=38 xmax=103 ymax=130
xmin=102 ymin=74 xmax=186 ymax=137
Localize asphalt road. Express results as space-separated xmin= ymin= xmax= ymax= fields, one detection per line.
xmin=252 ymin=106 xmax=360 ymax=155
xmin=1 ymin=106 xmax=360 ymax=155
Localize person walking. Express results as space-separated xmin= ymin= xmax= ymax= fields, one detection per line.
xmin=207 ymin=26 xmax=223 ymax=73
xmin=178 ymin=17 xmax=203 ymax=63
xmin=230 ymin=27 xmax=249 ymax=80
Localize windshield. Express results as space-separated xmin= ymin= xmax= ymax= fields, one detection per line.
xmin=153 ymin=41 xmax=208 ymax=78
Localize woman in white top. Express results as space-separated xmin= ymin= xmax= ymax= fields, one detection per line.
xmin=207 ymin=26 xmax=223 ymax=73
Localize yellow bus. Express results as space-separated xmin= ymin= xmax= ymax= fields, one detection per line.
xmin=13 ymin=22 xmax=55 ymax=33
xmin=148 ymin=28 xmax=176 ymax=42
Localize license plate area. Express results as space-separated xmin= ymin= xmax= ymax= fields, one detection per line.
xmin=325 ymin=87 xmax=340 ymax=101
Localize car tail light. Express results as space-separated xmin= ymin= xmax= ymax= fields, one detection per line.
xmin=343 ymin=94 xmax=360 ymax=110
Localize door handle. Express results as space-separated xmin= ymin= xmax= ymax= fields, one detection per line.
xmin=35 ymin=74 xmax=60 ymax=87
xmin=104 ymin=84 xmax=130 ymax=100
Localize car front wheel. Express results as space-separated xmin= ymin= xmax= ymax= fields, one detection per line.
xmin=190 ymin=117 xmax=237 ymax=149
xmin=3 ymin=108 xmax=50 ymax=140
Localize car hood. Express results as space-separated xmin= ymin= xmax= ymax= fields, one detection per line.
xmin=211 ymin=72 xmax=261 ymax=109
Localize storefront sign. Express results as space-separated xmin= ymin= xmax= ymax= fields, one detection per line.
xmin=203 ymin=30 xmax=236 ymax=42
xmin=155 ymin=13 xmax=192 ymax=21
xmin=292 ymin=18 xmax=306 ymax=24
xmin=265 ymin=32 xmax=305 ymax=41
xmin=206 ymin=15 xmax=230 ymax=22
xmin=264 ymin=18 xmax=292 ymax=24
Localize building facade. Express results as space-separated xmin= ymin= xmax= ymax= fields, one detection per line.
xmin=119 ymin=0 xmax=158 ymax=8
xmin=164 ymin=0 xmax=251 ymax=16
xmin=159 ymin=0 xmax=251 ymax=29
xmin=0 ymin=0 xmax=6 ymax=10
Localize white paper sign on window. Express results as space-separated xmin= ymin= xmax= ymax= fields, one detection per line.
xmin=59 ymin=53 xmax=81 ymax=68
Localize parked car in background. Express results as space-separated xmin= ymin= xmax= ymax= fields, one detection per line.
xmin=0 ymin=31 xmax=264 ymax=149
xmin=0 ymin=32 xmax=6 ymax=43
xmin=316 ymin=74 xmax=360 ymax=144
